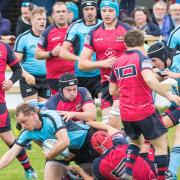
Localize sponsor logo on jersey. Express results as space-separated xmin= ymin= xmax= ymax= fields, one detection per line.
xmin=94 ymin=38 xmax=104 ymax=42
xmin=116 ymin=35 xmax=124 ymax=41
xmin=105 ymin=48 xmax=115 ymax=57
xmin=51 ymin=37 xmax=61 ymax=41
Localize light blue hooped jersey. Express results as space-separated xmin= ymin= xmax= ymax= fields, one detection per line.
xmin=169 ymin=54 xmax=180 ymax=92
xmin=16 ymin=110 xmax=90 ymax=150
xmin=14 ymin=30 xmax=46 ymax=76
xmin=65 ymin=19 xmax=102 ymax=77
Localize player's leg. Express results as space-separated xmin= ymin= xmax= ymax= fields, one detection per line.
xmin=146 ymin=112 xmax=168 ymax=180
xmin=47 ymin=78 xmax=59 ymax=95
xmin=108 ymin=99 xmax=121 ymax=129
xmin=36 ymin=75 xmax=51 ymax=109
xmin=44 ymin=161 xmax=66 ymax=180
xmin=161 ymin=107 xmax=180 ymax=179
xmin=120 ymin=121 xmax=143 ymax=180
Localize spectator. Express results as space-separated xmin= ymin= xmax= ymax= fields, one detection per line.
xmin=133 ymin=6 xmax=161 ymax=36
xmin=0 ymin=11 xmax=11 ymax=35
xmin=0 ymin=0 xmax=11 ymax=17
xmin=21 ymin=0 xmax=57 ymax=16
xmin=119 ymin=0 xmax=135 ymax=16
xmin=151 ymin=0 xmax=168 ymax=30
xmin=152 ymin=1 xmax=176 ymax=41
xmin=15 ymin=2 xmax=35 ymax=37
xmin=169 ymin=3 xmax=180 ymax=27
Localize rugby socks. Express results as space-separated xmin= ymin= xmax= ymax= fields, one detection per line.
xmin=124 ymin=144 xmax=140 ymax=176
xmin=168 ymin=146 xmax=180 ymax=176
xmin=154 ymin=155 xmax=168 ymax=180
xmin=8 ymin=143 xmax=31 ymax=172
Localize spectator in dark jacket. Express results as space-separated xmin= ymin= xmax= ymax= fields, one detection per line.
xmin=0 ymin=12 xmax=11 ymax=35
xmin=133 ymin=6 xmax=161 ymax=36
xmin=15 ymin=2 xmax=35 ymax=37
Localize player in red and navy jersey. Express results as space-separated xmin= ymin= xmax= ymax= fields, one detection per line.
xmin=0 ymin=42 xmax=37 ymax=179
xmin=78 ymin=0 xmax=132 ymax=129
xmin=44 ymin=73 xmax=97 ymax=123
xmin=67 ymin=121 xmax=157 ymax=180
xmin=35 ymin=2 xmax=75 ymax=95
xmin=110 ymin=29 xmax=180 ymax=179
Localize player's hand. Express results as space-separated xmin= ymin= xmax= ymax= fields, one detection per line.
xmin=102 ymin=57 xmax=117 ymax=68
xmin=167 ymin=94 xmax=180 ymax=106
xmin=2 ymin=80 xmax=13 ymax=91
xmin=59 ymin=111 xmax=76 ymax=122
xmin=24 ymin=73 xmax=35 ymax=85
xmin=52 ymin=43 xmax=61 ymax=57
xmin=162 ymin=70 xmax=179 ymax=79
xmin=66 ymin=165 xmax=83 ymax=174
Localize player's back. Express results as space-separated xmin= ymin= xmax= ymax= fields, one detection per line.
xmin=93 ymin=145 xmax=156 ymax=180
xmin=112 ymin=49 xmax=155 ymax=121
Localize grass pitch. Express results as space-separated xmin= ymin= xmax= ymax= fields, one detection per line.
xmin=0 ymin=111 xmax=179 ymax=179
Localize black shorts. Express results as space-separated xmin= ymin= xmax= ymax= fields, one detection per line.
xmin=101 ymin=81 xmax=113 ymax=109
xmin=0 ymin=103 xmax=11 ymax=133
xmin=165 ymin=107 xmax=180 ymax=126
xmin=47 ymin=79 xmax=59 ymax=95
xmin=77 ymin=75 xmax=101 ymax=99
xmin=20 ymin=76 xmax=51 ymax=99
xmin=70 ymin=127 xmax=96 ymax=165
xmin=122 ymin=111 xmax=167 ymax=140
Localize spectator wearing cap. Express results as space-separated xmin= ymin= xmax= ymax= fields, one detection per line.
xmin=66 ymin=1 xmax=79 ymax=24
xmin=132 ymin=6 xmax=161 ymax=36
xmin=15 ymin=2 xmax=35 ymax=37
xmin=0 ymin=11 xmax=11 ymax=35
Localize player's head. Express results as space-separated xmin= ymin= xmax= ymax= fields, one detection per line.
xmin=16 ymin=103 xmax=39 ymax=131
xmin=59 ymin=73 xmax=78 ymax=101
xmin=66 ymin=1 xmax=79 ymax=23
xmin=147 ymin=42 xmax=177 ymax=69
xmin=124 ymin=29 xmax=145 ymax=48
xmin=100 ymin=0 xmax=119 ymax=18
xmin=91 ymin=131 xmax=113 ymax=155
xmin=81 ymin=0 xmax=97 ymax=22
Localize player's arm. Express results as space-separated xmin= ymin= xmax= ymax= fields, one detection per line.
xmin=109 ymin=69 xmax=119 ymax=97
xmin=67 ymin=166 xmax=93 ymax=180
xmin=109 ymin=82 xmax=119 ymax=97
xmin=60 ymin=41 xmax=80 ymax=61
xmin=79 ymin=47 xmax=116 ymax=71
xmin=142 ymin=69 xmax=180 ymax=105
xmin=59 ymin=104 xmax=97 ymax=122
xmin=14 ymin=52 xmax=35 ymax=85
xmin=45 ymin=128 xmax=70 ymax=160
xmin=87 ymin=121 xmax=119 ymax=136
xmin=35 ymin=46 xmax=53 ymax=59
xmin=0 ymin=144 xmax=23 ymax=169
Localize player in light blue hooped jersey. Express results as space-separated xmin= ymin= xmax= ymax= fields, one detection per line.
xmin=14 ymin=7 xmax=50 ymax=111
xmin=147 ymin=42 xmax=180 ymax=180
xmin=64 ymin=0 xmax=102 ymax=99
xmin=0 ymin=104 xmax=95 ymax=180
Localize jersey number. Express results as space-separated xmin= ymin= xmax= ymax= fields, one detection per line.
xmin=111 ymin=158 xmax=125 ymax=178
xmin=115 ymin=65 xmax=137 ymax=79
